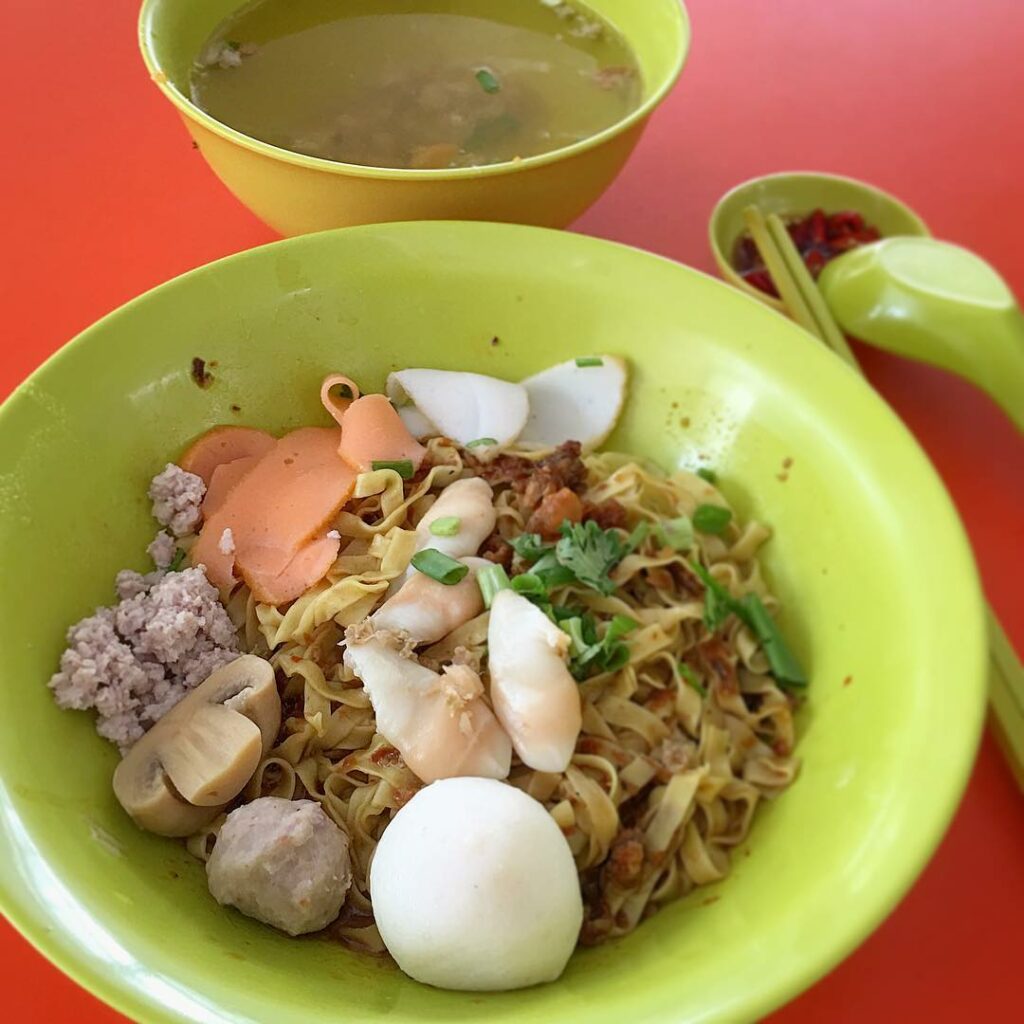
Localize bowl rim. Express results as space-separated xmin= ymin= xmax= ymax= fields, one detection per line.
xmin=136 ymin=0 xmax=691 ymax=180
xmin=0 ymin=221 xmax=987 ymax=1024
xmin=707 ymin=169 xmax=932 ymax=311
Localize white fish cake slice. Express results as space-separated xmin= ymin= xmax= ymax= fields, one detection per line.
xmin=518 ymin=355 xmax=628 ymax=452
xmin=387 ymin=369 xmax=529 ymax=449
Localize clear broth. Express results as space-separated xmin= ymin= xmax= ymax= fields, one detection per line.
xmin=191 ymin=0 xmax=643 ymax=169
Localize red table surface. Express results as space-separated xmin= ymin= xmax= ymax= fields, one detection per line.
xmin=2 ymin=0 xmax=1022 ymax=1020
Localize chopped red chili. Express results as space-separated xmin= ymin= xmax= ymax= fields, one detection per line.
xmin=733 ymin=208 xmax=882 ymax=297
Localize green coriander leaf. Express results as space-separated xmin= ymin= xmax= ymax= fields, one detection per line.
xmin=411 ymin=549 xmax=469 ymax=585
xmin=466 ymin=437 xmax=499 ymax=448
xmin=475 ymin=68 xmax=501 ymax=94
xmin=603 ymin=644 xmax=631 ymax=673
xmin=691 ymin=562 xmax=735 ymax=633
xmin=696 ymin=467 xmax=718 ymax=484
xmin=429 ymin=516 xmax=461 ymax=537
xmin=564 ymin=612 xmax=638 ymax=681
xmin=530 ymin=549 xmax=577 ymax=589
xmin=575 ymin=356 xmax=604 ymax=367
xmin=168 ymin=548 xmax=187 ymax=573
xmin=536 ymin=564 xmax=577 ymax=588
xmin=509 ymin=533 xmax=550 ymax=563
xmin=371 ymin=459 xmax=414 ymax=479
xmin=555 ymin=520 xmax=627 ymax=596
xmin=693 ymin=504 xmax=732 ymax=535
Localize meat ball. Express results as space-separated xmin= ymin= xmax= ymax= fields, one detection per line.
xmin=206 ymin=798 xmax=352 ymax=936
xmin=370 ymin=778 xmax=583 ymax=990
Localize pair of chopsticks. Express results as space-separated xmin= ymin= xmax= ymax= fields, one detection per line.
xmin=743 ymin=204 xmax=1024 ymax=791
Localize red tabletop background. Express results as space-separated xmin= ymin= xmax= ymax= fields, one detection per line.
xmin=2 ymin=0 xmax=1022 ymax=1020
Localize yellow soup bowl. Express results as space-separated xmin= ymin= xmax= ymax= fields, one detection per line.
xmin=138 ymin=0 xmax=690 ymax=236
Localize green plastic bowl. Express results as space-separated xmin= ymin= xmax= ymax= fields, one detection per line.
xmin=0 ymin=223 xmax=985 ymax=1023
xmin=709 ymin=171 xmax=931 ymax=313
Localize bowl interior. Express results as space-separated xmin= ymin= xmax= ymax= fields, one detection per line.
xmin=140 ymin=0 xmax=689 ymax=174
xmin=0 ymin=223 xmax=984 ymax=1024
xmin=709 ymin=172 xmax=931 ymax=307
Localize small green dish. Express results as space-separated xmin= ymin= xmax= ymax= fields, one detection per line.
xmin=709 ymin=171 xmax=931 ymax=313
xmin=0 ymin=223 xmax=985 ymax=1023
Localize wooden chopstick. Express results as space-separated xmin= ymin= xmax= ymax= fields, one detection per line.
xmin=766 ymin=213 xmax=861 ymax=369
xmin=989 ymin=610 xmax=1024 ymax=790
xmin=746 ymin=204 xmax=1024 ymax=791
xmin=742 ymin=207 xmax=820 ymax=336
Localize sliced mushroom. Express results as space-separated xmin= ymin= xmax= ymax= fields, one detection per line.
xmin=517 ymin=356 xmax=629 ymax=452
xmin=112 ymin=655 xmax=281 ymax=837
xmin=344 ymin=639 xmax=511 ymax=783
xmin=158 ymin=704 xmax=262 ymax=807
xmin=386 ymin=369 xmax=529 ymax=450
xmin=373 ymin=557 xmax=489 ymax=645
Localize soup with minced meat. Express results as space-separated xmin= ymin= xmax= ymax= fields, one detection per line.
xmin=190 ymin=0 xmax=643 ymax=169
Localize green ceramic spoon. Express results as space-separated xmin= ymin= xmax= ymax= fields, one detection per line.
xmin=819 ymin=237 xmax=1024 ymax=431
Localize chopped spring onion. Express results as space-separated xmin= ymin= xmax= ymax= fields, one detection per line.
xmin=475 ymin=68 xmax=501 ymax=94
xmin=511 ymin=573 xmax=547 ymax=598
xmin=429 ymin=516 xmax=461 ymax=537
xmin=467 ymin=437 xmax=499 ymax=449
xmin=679 ymin=662 xmax=707 ymax=697
xmin=575 ymin=357 xmax=604 ymax=367
xmin=654 ymin=515 xmax=694 ymax=552
xmin=606 ymin=613 xmax=640 ymax=643
xmin=564 ymin=612 xmax=638 ymax=680
xmin=693 ymin=503 xmax=732 ymax=535
xmin=691 ymin=563 xmax=808 ymax=689
xmin=477 ymin=563 xmax=512 ymax=607
xmin=561 ymin=617 xmax=590 ymax=658
xmin=371 ymin=459 xmax=414 ymax=480
xmin=410 ymin=549 xmax=468 ymax=586
xmin=696 ymin=467 xmax=718 ymax=484
xmin=168 ymin=548 xmax=187 ymax=573
xmin=626 ymin=519 xmax=650 ymax=552
xmin=737 ymin=594 xmax=808 ymax=688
